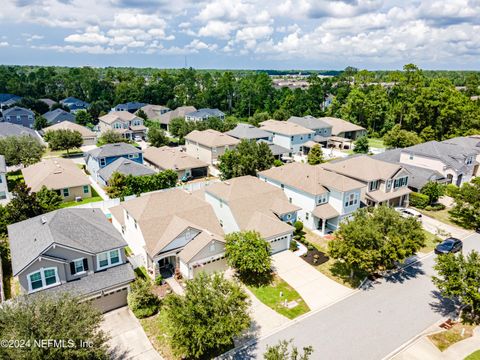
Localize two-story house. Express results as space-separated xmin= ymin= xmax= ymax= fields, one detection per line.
xmin=60 ymin=97 xmax=90 ymax=113
xmin=8 ymin=208 xmax=135 ymax=313
xmin=442 ymin=136 xmax=480 ymax=178
xmin=185 ymin=108 xmax=225 ymax=121
xmin=185 ymin=129 xmax=239 ymax=165
xmin=0 ymin=94 xmax=22 ymax=109
xmin=319 ymin=117 xmax=367 ymax=149
xmin=399 ymin=140 xmax=479 ymax=186
xmin=287 ymin=116 xmax=332 ymax=147
xmin=259 ymin=162 xmax=364 ymax=234
xmin=85 ymin=143 xmax=144 ymax=183
xmin=259 ymin=119 xmax=315 ymax=154
xmin=2 ymin=106 xmax=35 ymax=128
xmin=204 ymin=176 xmax=299 ymax=253
xmin=157 ymin=106 xmax=196 ymax=131
xmin=0 ymin=155 xmax=10 ymax=203
xmin=109 ymin=189 xmax=226 ymax=280
xmin=112 ymin=102 xmax=147 ymax=113
xmin=43 ymin=108 xmax=76 ymax=124
xmin=322 ymin=155 xmax=411 ymax=207
xmin=137 ymin=104 xmax=170 ymax=120
xmin=98 ymin=111 xmax=147 ymax=140
xmin=226 ymin=123 xmax=272 ymax=141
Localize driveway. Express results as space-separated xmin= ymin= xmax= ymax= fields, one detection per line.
xmin=272 ymin=251 xmax=354 ymax=310
xmin=421 ymin=213 xmax=471 ymax=239
xmin=102 ymin=307 xmax=162 ymax=360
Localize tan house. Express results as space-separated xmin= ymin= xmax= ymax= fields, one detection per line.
xmin=321 ymin=155 xmax=411 ymax=207
xmin=319 ymin=117 xmax=367 ymax=149
xmin=157 ymin=106 xmax=197 ymax=131
xmin=136 ymin=104 xmax=170 ymax=120
xmin=185 ymin=129 xmax=240 ymax=165
xmin=22 ymin=158 xmax=92 ymax=202
xmin=98 ymin=111 xmax=147 ymax=140
xmin=143 ymin=146 xmax=209 ymax=180
xmin=43 ymin=121 xmax=97 ymax=146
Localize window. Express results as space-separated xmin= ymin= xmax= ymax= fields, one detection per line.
xmin=466 ymin=156 xmax=473 ymax=165
xmin=98 ymin=252 xmax=109 ymax=268
xmin=83 ymin=185 xmax=89 ymax=194
xmin=289 ymin=197 xmax=292 ymax=203
xmin=128 ymin=153 xmax=139 ymax=159
xmin=281 ymin=184 xmax=285 ymax=190
xmin=317 ymin=193 xmax=328 ymax=205
xmin=386 ymin=179 xmax=392 ymax=190
xmin=62 ymin=188 xmax=69 ymax=197
xmin=286 ymin=213 xmax=292 ymax=220
xmin=71 ymin=258 xmax=88 ymax=275
xmin=29 ymin=272 xmax=43 ymax=290
xmin=0 ymin=176 xmax=2 ymax=183
xmin=394 ymin=176 xmax=408 ymax=188
xmin=28 ymin=267 xmax=59 ymax=292
xmin=100 ymin=158 xmax=106 ymax=167
xmin=344 ymin=193 xmax=359 ymax=207
xmin=110 ymin=250 xmax=120 ymax=264
xmin=0 ymin=192 xmax=6 ymax=200
xmin=306 ymin=212 xmax=309 ymax=220
xmin=210 ymin=242 xmax=216 ymax=252
xmin=220 ymin=219 xmax=223 ymax=227
xmin=114 ymin=122 xmax=121 ymax=129
xmin=409 ymin=155 xmax=414 ymax=160
xmin=368 ymin=180 xmax=380 ymax=191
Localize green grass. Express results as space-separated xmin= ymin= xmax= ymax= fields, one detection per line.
xmin=368 ymin=138 xmax=386 ymax=148
xmin=247 ymin=276 xmax=310 ymax=319
xmin=43 ymin=148 xmax=83 ymax=158
xmin=465 ymin=350 xmax=480 ymax=360
xmin=140 ymin=311 xmax=179 ymax=360
xmin=58 ymin=196 xmax=102 ymax=208
xmin=6 ymin=170 xmax=24 ymax=190
xmin=428 ymin=323 xmax=476 ymax=351
xmin=419 ymin=230 xmax=441 ymax=254
xmin=134 ymin=266 xmax=149 ymax=280
xmin=125 ymin=246 xmax=133 ymax=257
xmin=414 ymin=207 xmax=466 ymax=229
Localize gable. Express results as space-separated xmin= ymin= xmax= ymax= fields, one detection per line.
xmin=189 ymin=239 xmax=225 ymax=263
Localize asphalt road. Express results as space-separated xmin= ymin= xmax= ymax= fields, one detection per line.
xmin=228 ymin=232 xmax=480 ymax=360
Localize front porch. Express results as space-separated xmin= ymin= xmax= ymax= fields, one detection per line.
xmin=312 ymin=203 xmax=340 ymax=235
xmin=366 ymin=188 xmax=411 ymax=208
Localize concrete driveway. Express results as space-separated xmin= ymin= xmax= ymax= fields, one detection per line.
xmin=272 ymin=251 xmax=354 ymax=311
xmin=102 ymin=307 xmax=162 ymax=360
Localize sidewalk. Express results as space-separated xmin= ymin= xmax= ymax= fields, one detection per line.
xmin=165 ymin=277 xmax=185 ymax=295
xmin=88 ymin=175 xmax=109 ymax=200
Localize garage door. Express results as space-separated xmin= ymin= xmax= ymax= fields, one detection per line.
xmin=191 ymin=167 xmax=208 ymax=178
xmin=192 ymin=258 xmax=227 ymax=277
xmin=90 ymin=288 xmax=129 ymax=313
xmin=270 ymin=236 xmax=289 ymax=254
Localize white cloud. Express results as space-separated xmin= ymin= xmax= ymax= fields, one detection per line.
xmin=198 ymin=20 xmax=236 ymax=39
xmin=113 ymin=13 xmax=167 ymax=29
xmin=0 ymin=42 xmax=9 ymax=47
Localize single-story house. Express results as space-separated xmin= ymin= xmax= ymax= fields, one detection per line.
xmin=157 ymin=106 xmax=196 ymax=131
xmin=60 ymin=97 xmax=90 ymax=113
xmin=43 ymin=121 xmax=97 ymax=146
xmin=136 ymin=104 xmax=170 ymax=120
xmin=43 ymin=108 xmax=76 ymax=124
xmin=185 ymin=108 xmax=225 ymax=121
xmin=98 ymin=157 xmax=155 ymax=186
xmin=185 ymin=129 xmax=239 ymax=165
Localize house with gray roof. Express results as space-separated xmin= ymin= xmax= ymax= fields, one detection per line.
xmin=60 ymin=97 xmax=90 ymax=113
xmin=288 ymin=116 xmax=332 ymax=146
xmin=0 ymin=94 xmax=21 ymax=109
xmin=112 ymin=102 xmax=147 ymax=113
xmin=226 ymin=123 xmax=272 ymax=141
xmin=43 ymin=108 xmax=76 ymax=124
xmin=185 ymin=108 xmax=225 ymax=121
xmin=2 ymin=106 xmax=35 ymax=128
xmin=0 ymin=122 xmax=42 ymax=141
xmin=442 ymin=136 xmax=480 ymax=177
xmin=0 ymin=155 xmax=10 ymax=203
xmin=399 ymin=141 xmax=478 ymax=186
xmin=7 ymin=208 xmax=135 ymax=313
xmin=98 ymin=157 xmax=155 ymax=186
xmin=157 ymin=106 xmax=196 ymax=131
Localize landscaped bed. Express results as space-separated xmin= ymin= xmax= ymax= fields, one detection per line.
xmin=247 ymin=275 xmax=310 ymax=319
xmin=300 ymin=247 xmax=329 ymax=266
xmin=428 ymin=323 xmax=476 ymax=351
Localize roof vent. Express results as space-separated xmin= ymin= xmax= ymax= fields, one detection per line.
xmin=41 ymin=216 xmax=47 ymax=225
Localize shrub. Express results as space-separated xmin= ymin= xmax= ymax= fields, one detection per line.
xmin=425 ymin=203 xmax=446 ymax=211
xmin=445 ymin=184 xmax=458 ymax=197
xmin=293 ymin=221 xmax=304 ymax=233
xmin=127 ymin=279 xmax=160 ymax=319
xmin=307 ymin=244 xmax=314 ymax=251
xmin=409 ymin=192 xmax=430 ymax=209
xmin=154 ymin=275 xmax=163 ymax=285
xmin=273 ymin=159 xmax=284 ymax=167
xmin=289 ymin=240 xmax=299 ymax=252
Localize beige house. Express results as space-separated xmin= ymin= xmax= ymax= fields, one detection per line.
xmin=319 ymin=117 xmax=367 ymax=149
xmin=143 ymin=146 xmax=209 ymax=180
xmin=322 ymin=155 xmax=411 ymax=207
xmin=98 ymin=111 xmax=147 ymax=140
xmin=22 ymin=158 xmax=92 ymax=202
xmin=157 ymin=106 xmax=197 ymax=131
xmin=185 ymin=129 xmax=240 ymax=165
xmin=44 ymin=121 xmax=97 ymax=146
xmin=136 ymin=104 xmax=170 ymax=120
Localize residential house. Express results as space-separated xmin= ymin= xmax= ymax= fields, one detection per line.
xmin=259 ymin=162 xmax=364 ymax=234
xmin=98 ymin=158 xmax=155 ymax=186
xmin=185 ymin=108 xmax=225 ymax=121
xmin=22 ymin=158 xmax=92 ymax=202
xmin=136 ymin=104 xmax=170 ymax=120
xmin=319 ymin=117 xmax=367 ymax=149
xmin=109 ymin=189 xmax=226 ymax=279
xmin=0 ymin=155 xmax=10 ymax=202
xmin=185 ymin=129 xmax=239 ymax=165
xmin=60 ymin=97 xmax=90 ymax=113
xmin=373 ymin=149 xmax=446 ymax=192
xmin=2 ymin=106 xmax=35 ymax=128
xmin=442 ymin=136 xmax=480 ymax=178
xmin=98 ymin=111 xmax=147 ymax=140
xmin=399 ymin=141 xmax=478 ymax=186
xmin=226 ymin=123 xmax=272 ymax=141
xmin=204 ymin=176 xmax=299 ymax=253
xmin=0 ymin=122 xmax=42 ymax=141
xmin=157 ymin=106 xmax=196 ymax=131
xmin=43 ymin=108 xmax=76 ymax=124
xmin=287 ymin=116 xmax=332 ymax=147
xmin=85 ymin=143 xmax=144 ymax=183
xmin=43 ymin=121 xmax=97 ymax=146
xmin=144 ymin=146 xmax=209 ymax=180
xmin=112 ymin=102 xmax=147 ymax=113
xmin=0 ymin=94 xmax=21 ymax=109
xmin=38 ymin=98 xmax=57 ymax=108
xmin=8 ymin=208 xmax=135 ymax=313
xmin=259 ymin=119 xmax=315 ymax=154
xmin=322 ymin=155 xmax=411 ymax=207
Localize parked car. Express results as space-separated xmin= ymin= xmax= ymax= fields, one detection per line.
xmin=181 ymin=174 xmax=193 ymax=182
xmin=435 ymin=238 xmax=463 ymax=255
xmin=395 ymin=207 xmax=422 ymax=219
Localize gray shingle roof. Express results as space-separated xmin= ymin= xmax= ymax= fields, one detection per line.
xmin=186 ymin=108 xmax=225 ymax=118
xmin=86 ymin=143 xmax=142 ymax=159
xmin=2 ymin=106 xmax=34 ymax=117
xmin=288 ymin=116 xmax=332 ymax=130
xmin=0 ymin=123 xmax=40 ymax=139
xmin=226 ymin=123 xmax=271 ymax=140
xmin=114 ymin=102 xmax=147 ymax=112
xmin=257 ymin=139 xmax=290 ymax=156
xmin=41 ymin=263 xmax=135 ymax=298
xmin=8 ymin=208 xmax=127 ymax=276
xmin=43 ymin=108 xmax=76 ymax=124
xmin=98 ymin=157 xmax=155 ymax=182
xmin=442 ymin=136 xmax=480 ymax=152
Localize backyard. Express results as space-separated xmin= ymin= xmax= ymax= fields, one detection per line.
xmin=58 ymin=187 xmax=103 ymax=208
xmin=368 ymin=138 xmax=386 ymax=149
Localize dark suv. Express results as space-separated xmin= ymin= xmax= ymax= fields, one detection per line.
xmin=434 ymin=238 xmax=463 ymax=255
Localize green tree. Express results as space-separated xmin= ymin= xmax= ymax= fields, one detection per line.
xmin=433 ymin=251 xmax=480 ymax=322
xmin=328 ymin=207 xmax=425 ymax=276
xmin=353 ymin=136 xmax=369 ymax=154
xmin=272 ymin=109 xmax=290 ymax=121
xmin=97 ymin=130 xmax=128 ymax=146
xmin=33 ymin=115 xmax=48 ymax=130
xmin=264 ymin=339 xmax=314 ymax=360
xmin=0 ymin=135 xmax=45 ymax=166
xmin=36 ymin=186 xmax=62 ymax=212
xmin=449 ymin=177 xmax=480 ymax=229
xmin=420 ymin=181 xmax=445 ymax=205
xmin=44 ymin=129 xmax=83 ymax=156
xmin=105 ymin=172 xmax=127 ymax=198
xmin=0 ymin=293 xmax=109 ymax=359
xmin=136 ymin=109 xmax=148 ymax=120
xmin=307 ymin=144 xmax=324 ymax=165
xmin=127 ymin=279 xmax=160 ymax=318
xmin=163 ymin=272 xmax=250 ymax=359
xmin=383 ymin=125 xmax=422 ymax=148
xmin=147 ymin=127 xmax=169 ymax=147
xmin=75 ymin=110 xmax=92 ymax=126
xmin=5 ymin=183 xmax=44 ymax=225
xmin=225 ymin=230 xmax=272 ymax=284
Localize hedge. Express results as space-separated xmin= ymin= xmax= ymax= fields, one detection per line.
xmin=409 ymin=192 xmax=430 ymax=209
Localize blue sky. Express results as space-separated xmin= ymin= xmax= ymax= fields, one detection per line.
xmin=0 ymin=0 xmax=479 ymax=70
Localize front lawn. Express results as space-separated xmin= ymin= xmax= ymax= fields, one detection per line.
xmin=43 ymin=148 xmax=83 ymax=158
xmin=6 ymin=170 xmax=24 ymax=190
xmin=428 ymin=323 xmax=476 ymax=351
xmin=140 ymin=311 xmax=179 ymax=360
xmin=247 ymin=275 xmax=310 ymax=319
xmin=415 ymin=207 xmax=466 ymax=229
xmin=419 ymin=230 xmax=441 ymax=254
xmin=465 ymin=350 xmax=480 ymax=360
xmin=368 ymin=138 xmax=386 ymax=148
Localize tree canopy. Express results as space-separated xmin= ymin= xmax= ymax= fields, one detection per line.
xmin=448 ymin=177 xmax=480 ymax=229
xmin=44 ymin=129 xmax=83 ymax=155
xmin=353 ymin=136 xmax=369 ymax=154
xmin=97 ymin=130 xmax=129 ymax=146
xmin=0 ymin=135 xmax=45 ymax=166
xmin=307 ymin=144 xmax=324 ymax=165
xmin=147 ymin=127 xmax=169 ymax=147
xmin=105 ymin=170 xmax=177 ymax=198
xmin=264 ymin=340 xmax=314 ymax=360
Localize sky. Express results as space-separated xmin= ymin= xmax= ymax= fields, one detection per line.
xmin=0 ymin=0 xmax=479 ymax=70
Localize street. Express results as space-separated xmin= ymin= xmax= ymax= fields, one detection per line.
xmin=227 ymin=232 xmax=480 ymax=360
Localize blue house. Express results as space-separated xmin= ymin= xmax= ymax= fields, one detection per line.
xmin=0 ymin=94 xmax=22 ymax=109
xmin=85 ymin=143 xmax=144 ymax=183
xmin=60 ymin=97 xmax=90 ymax=113
xmin=2 ymin=106 xmax=35 ymax=128
xmin=43 ymin=108 xmax=76 ymax=124
xmin=112 ymin=102 xmax=147 ymax=113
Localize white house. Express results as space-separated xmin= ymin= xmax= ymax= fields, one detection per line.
xmin=259 ymin=119 xmax=315 ymax=154
xmin=184 ymin=129 xmax=239 ymax=165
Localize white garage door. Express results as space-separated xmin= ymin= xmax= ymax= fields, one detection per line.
xmin=270 ymin=236 xmax=289 ymax=254
xmin=90 ymin=288 xmax=129 ymax=313
xmin=192 ymin=258 xmax=227 ymax=277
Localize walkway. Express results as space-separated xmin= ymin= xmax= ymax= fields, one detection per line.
xmin=272 ymin=251 xmax=354 ymax=310
xmin=165 ymin=277 xmax=185 ymax=295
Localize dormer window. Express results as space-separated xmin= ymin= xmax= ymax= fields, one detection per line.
xmin=100 ymin=158 xmax=106 ymax=166
xmin=466 ymin=156 xmax=473 ymax=165
xmin=368 ymin=180 xmax=380 ymax=191
xmin=71 ymin=258 xmax=88 ymax=275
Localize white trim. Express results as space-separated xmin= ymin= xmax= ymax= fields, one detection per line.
xmin=27 ymin=267 xmax=60 ymax=293
xmin=72 ymin=257 xmax=86 ymax=275
xmin=96 ymin=249 xmax=121 ymax=270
